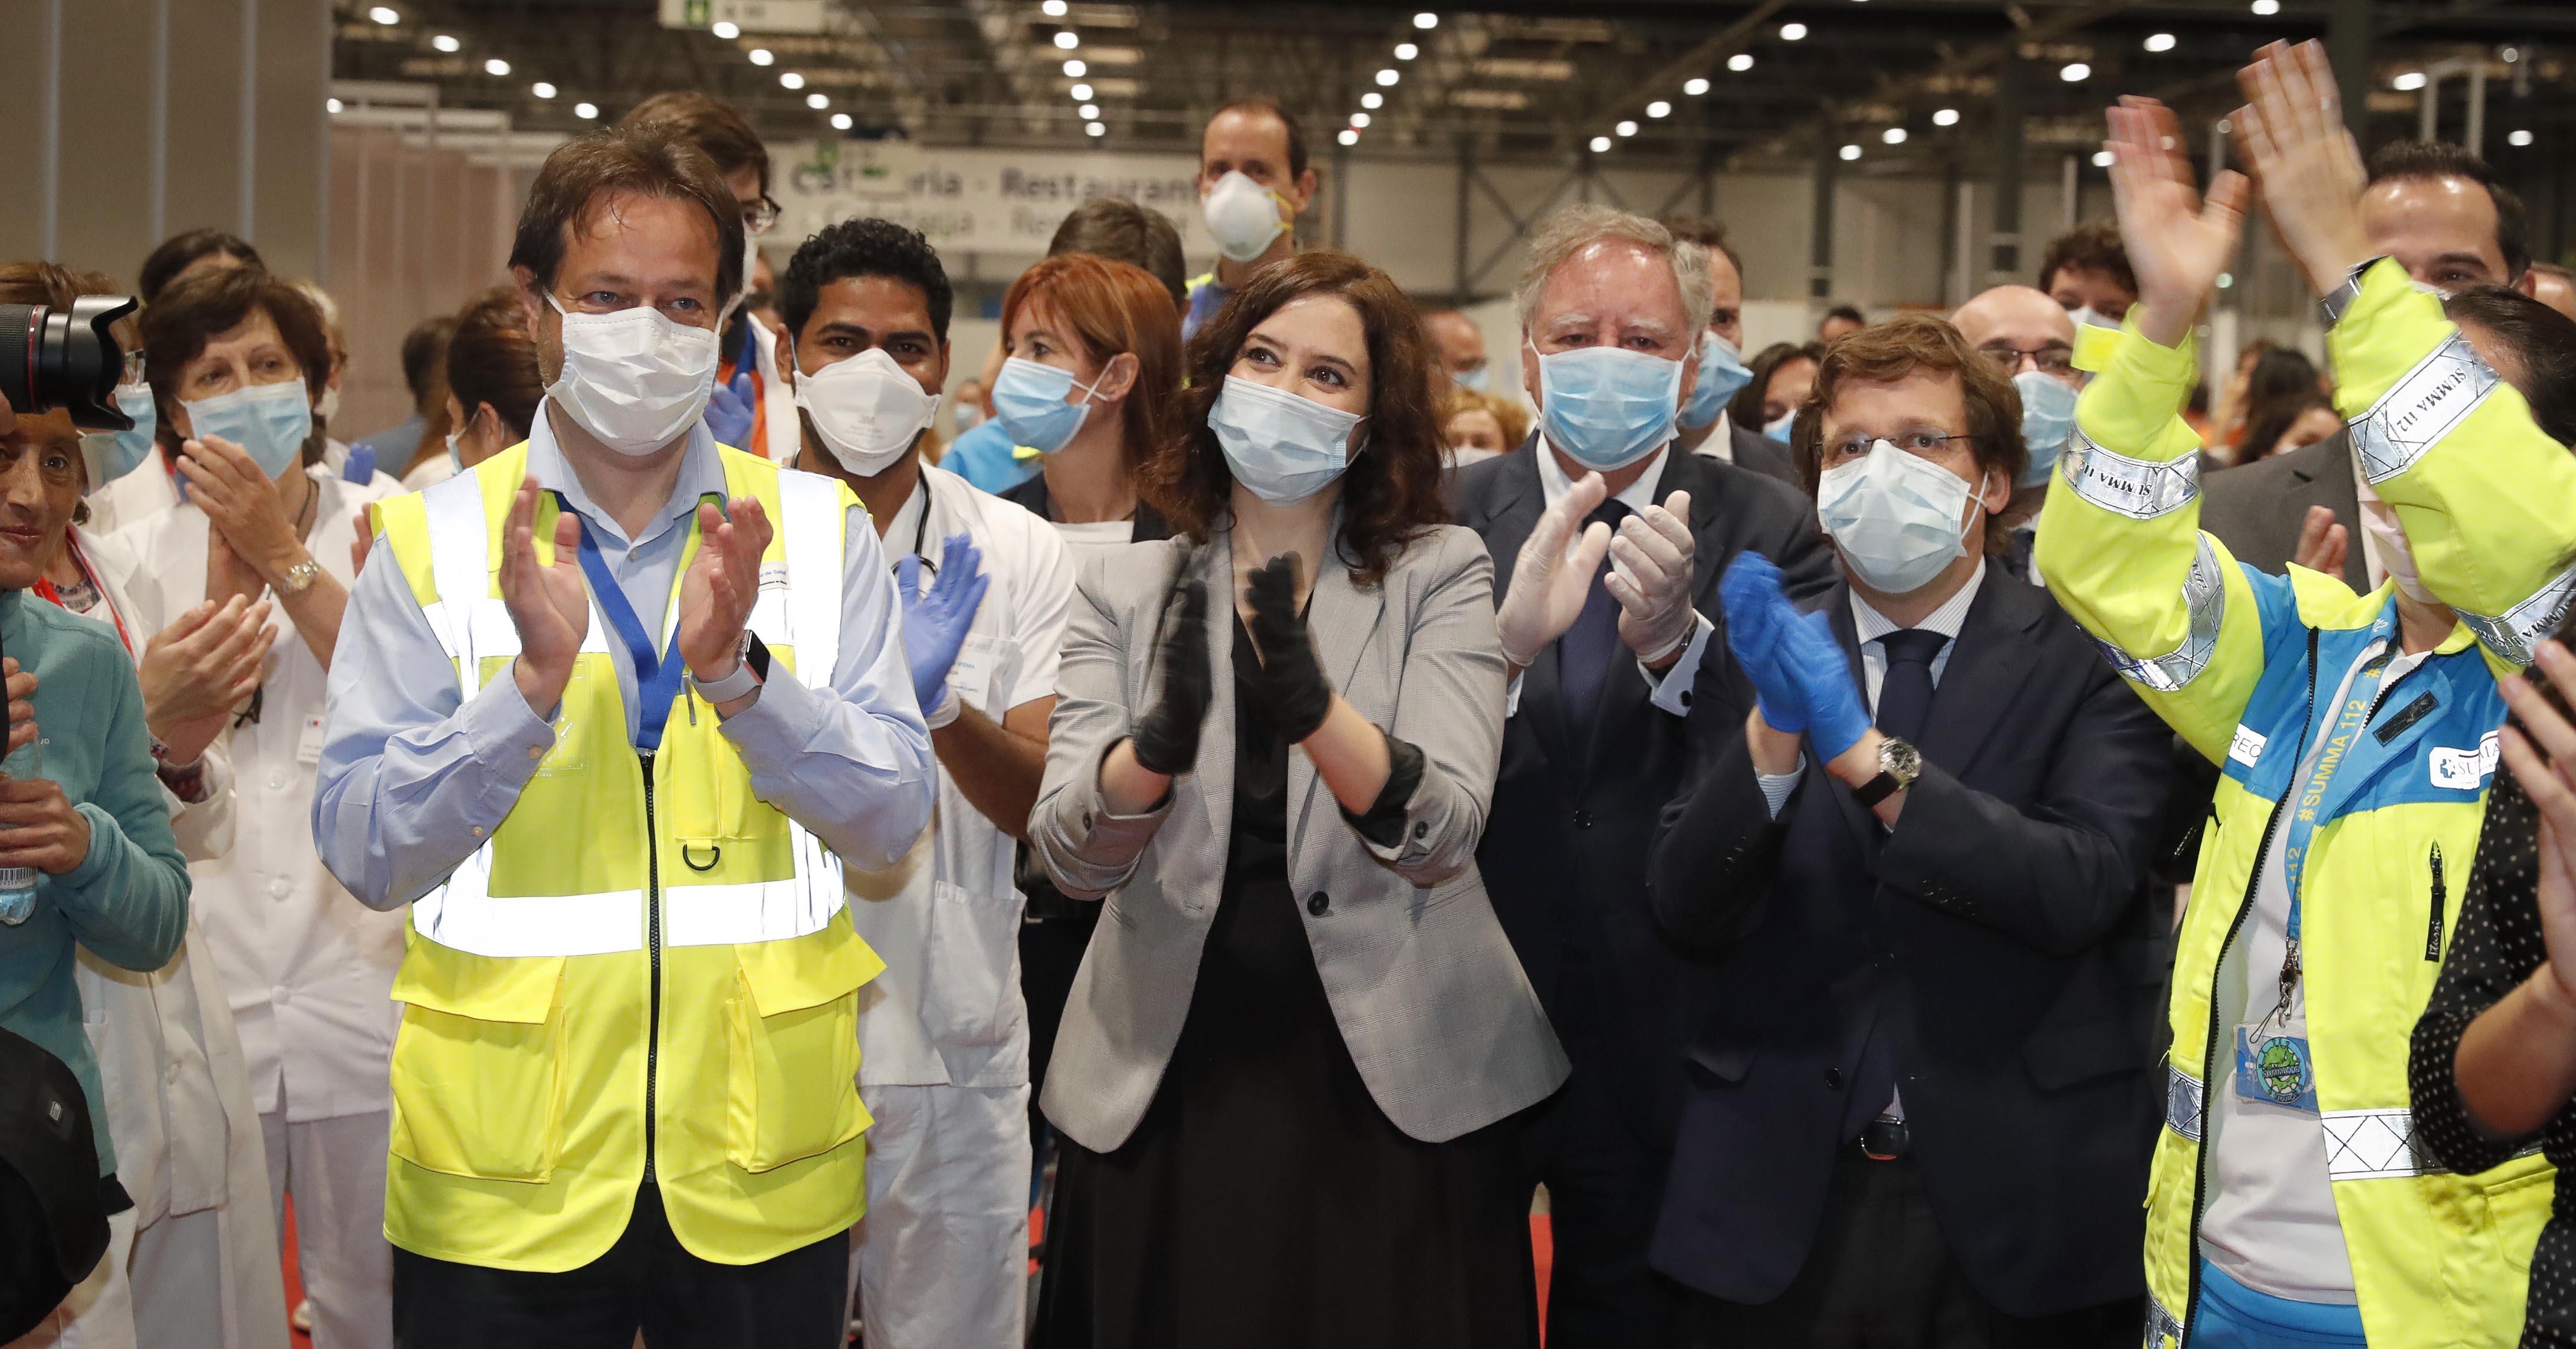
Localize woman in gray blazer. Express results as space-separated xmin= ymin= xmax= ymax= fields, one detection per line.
xmin=1027 ymin=251 xmax=1567 ymax=1348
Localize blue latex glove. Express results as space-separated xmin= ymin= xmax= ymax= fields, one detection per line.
xmin=706 ymin=356 xmax=758 ymax=450
xmin=1783 ymin=609 xmax=1871 ymax=762
xmin=896 ymin=533 xmax=991 ymax=716
xmin=1717 ymin=552 xmax=1806 ymax=733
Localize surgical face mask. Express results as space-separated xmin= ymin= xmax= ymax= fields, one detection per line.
xmin=793 ymin=346 xmax=939 ymax=477
xmin=182 ymin=379 xmax=313 ymax=479
xmin=313 ymin=383 xmax=341 ymax=424
xmin=2012 ymin=369 xmax=2080 ymax=488
xmin=991 ymin=356 xmax=1108 ymax=455
xmin=1208 ymin=375 xmax=1363 ymax=504
xmin=1453 ymin=364 xmax=1491 ymax=393
xmin=1814 ymin=437 xmax=1986 ymax=594
xmin=1679 ymin=330 xmax=1756 ymax=429
xmin=1763 ymin=409 xmax=1796 ymax=443
xmin=445 ymin=428 xmax=466 ymax=474
xmin=544 ymin=294 xmax=722 ymax=456
xmin=1201 ymin=170 xmax=1287 ymax=264
xmin=85 ymin=382 xmax=159 ymax=488
xmin=2354 ymin=480 xmax=2434 ymax=602
xmin=1532 ymin=341 xmax=1684 ymax=471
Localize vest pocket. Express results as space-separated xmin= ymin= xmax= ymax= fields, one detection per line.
xmin=387 ymin=951 xmax=567 ymax=1183
xmin=724 ymin=943 xmax=871 ymax=1172
xmin=921 ymin=879 xmax=1024 ymax=1051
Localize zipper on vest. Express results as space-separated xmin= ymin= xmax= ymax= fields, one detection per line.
xmin=2424 ymin=842 xmax=2447 ymax=961
xmin=640 ymin=750 xmax=663 ymax=1182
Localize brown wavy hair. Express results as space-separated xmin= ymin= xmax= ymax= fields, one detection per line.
xmin=1141 ymin=250 xmax=1447 ymax=584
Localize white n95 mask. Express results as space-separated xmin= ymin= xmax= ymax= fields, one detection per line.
xmin=1202 ymin=171 xmax=1288 ymax=264
xmin=1815 ymin=438 xmax=1985 ymax=593
xmin=544 ymin=294 xmax=721 ymax=455
xmin=794 ymin=346 xmax=940 ymax=477
xmin=1209 ymin=375 xmax=1363 ymax=504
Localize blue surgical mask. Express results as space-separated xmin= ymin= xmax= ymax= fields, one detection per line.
xmin=2012 ymin=369 xmax=2079 ymax=488
xmin=1532 ymin=341 xmax=1683 ymax=471
xmin=1763 ymin=409 xmax=1796 ymax=442
xmin=182 ymin=379 xmax=312 ymax=478
xmin=991 ymin=356 xmax=1108 ymax=456
xmin=1208 ymin=375 xmax=1363 ymax=504
xmin=445 ymin=428 xmax=466 ymax=474
xmin=85 ymin=382 xmax=159 ymax=488
xmin=1453 ymin=365 xmax=1491 ymax=393
xmin=1814 ymin=437 xmax=1984 ymax=593
xmin=1679 ymin=330 xmax=1756 ymax=429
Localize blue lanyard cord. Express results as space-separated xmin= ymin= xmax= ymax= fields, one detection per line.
xmin=553 ymin=491 xmax=693 ymax=754
xmin=2266 ymin=646 xmax=2396 ymax=1026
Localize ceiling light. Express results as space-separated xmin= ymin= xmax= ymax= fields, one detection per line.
xmin=1840 ymin=144 xmax=1862 ymax=160
xmin=1063 ymin=58 xmax=1086 ymax=76
xmin=531 ymin=81 xmax=556 ymax=98
xmin=2391 ymin=70 xmax=2426 ymax=90
xmin=832 ymin=112 xmax=853 ymax=130
xmin=574 ymin=101 xmax=597 ymax=119
xmin=327 ymin=96 xmax=344 ymax=113
xmin=1932 ymin=107 xmax=1959 ymax=126
xmin=2509 ymin=128 xmax=2535 ymax=146
xmin=1589 ymin=135 xmax=1613 ymax=152
xmin=369 ymin=6 xmax=399 ymax=24
xmin=1079 ymin=102 xmax=1100 ymax=117
xmin=1362 ymin=91 xmax=1384 ymax=109
xmin=2061 ymin=62 xmax=2089 ymax=81
xmin=2092 ymin=149 xmax=2115 ymax=166
xmin=1351 ymin=111 xmax=1371 ymax=127
xmin=808 ymin=93 xmax=830 ymax=109
xmin=2501 ymin=45 xmax=2521 ymax=63
xmin=1376 ymin=68 xmax=1399 ymax=86
xmin=1054 ymin=30 xmax=1079 ymax=49
xmin=780 ymin=71 xmax=804 ymax=88
xmin=431 ymin=33 xmax=459 ymax=51
xmin=1616 ymin=119 xmax=1639 ymax=136
xmin=1780 ymin=22 xmax=1808 ymax=39
xmin=712 ymin=19 xmax=739 ymax=38
xmin=1396 ymin=42 xmax=1419 ymax=60
xmin=1043 ymin=0 xmax=1068 ymax=14
xmin=1684 ymin=77 xmax=1710 ymax=95
xmin=2216 ymin=272 xmax=2234 ymax=289
xmin=1086 ymin=121 xmax=1106 ymax=137
xmin=1647 ymin=100 xmax=1671 ymax=117
xmin=1415 ymin=12 xmax=1438 ymax=28
xmin=1338 ymin=128 xmax=1359 ymax=146
xmin=484 ymin=57 xmax=510 ymax=76
xmin=748 ymin=47 xmax=773 ymax=65
xmin=2250 ymin=0 xmax=2278 ymax=14
xmin=1882 ymin=127 xmax=1907 ymax=144
xmin=1070 ymin=83 xmax=1093 ymax=99
xmin=2144 ymin=32 xmax=2176 ymax=52
xmin=1728 ymin=53 xmax=1754 ymax=71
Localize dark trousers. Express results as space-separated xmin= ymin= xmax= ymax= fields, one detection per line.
xmin=1523 ymin=1061 xmax=1686 ymax=1348
xmin=1680 ymin=1148 xmax=2137 ymax=1349
xmin=389 ymin=1184 xmax=847 ymax=1349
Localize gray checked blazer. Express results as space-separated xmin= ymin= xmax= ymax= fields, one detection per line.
xmin=1029 ymin=522 xmax=1569 ymax=1153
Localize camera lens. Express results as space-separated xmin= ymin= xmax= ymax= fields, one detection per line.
xmin=0 ymin=296 xmax=140 ymax=432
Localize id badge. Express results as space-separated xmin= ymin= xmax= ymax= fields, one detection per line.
xmin=2233 ymin=1025 xmax=2319 ymax=1113
xmin=297 ymin=713 xmax=327 ymax=767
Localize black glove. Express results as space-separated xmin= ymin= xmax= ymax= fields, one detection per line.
xmin=1243 ymin=553 xmax=1335 ymax=743
xmin=1128 ymin=550 xmax=1213 ymax=776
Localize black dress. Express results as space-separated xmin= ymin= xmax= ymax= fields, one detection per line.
xmin=1033 ymin=618 xmax=1538 ymax=1349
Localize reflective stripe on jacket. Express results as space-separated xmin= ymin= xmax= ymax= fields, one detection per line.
xmin=368 ymin=440 xmax=886 ymax=1272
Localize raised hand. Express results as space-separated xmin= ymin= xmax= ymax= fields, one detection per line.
xmin=896 ymin=532 xmax=991 ymax=717
xmin=706 ymin=362 xmax=758 ymax=451
xmin=2235 ymin=40 xmax=2374 ymax=297
xmin=676 ymin=495 xmax=773 ymax=682
xmin=140 ymin=594 xmax=276 ymax=763
xmin=1605 ymin=490 xmax=1698 ymax=665
xmin=500 ymin=478 xmax=590 ymax=713
xmin=1783 ymin=610 xmax=1871 ymax=763
xmin=2292 ymin=505 xmax=2350 ymax=577
xmin=1128 ymin=550 xmax=1213 ymax=776
xmin=177 ymin=435 xmax=307 ymax=587
xmin=2104 ymin=96 xmax=2250 ymax=347
xmin=1243 ymin=553 xmax=1335 ymax=743
xmin=1497 ymin=471 xmax=1614 ymax=669
xmin=2501 ymin=642 xmax=2576 ymax=1008
xmin=1719 ymin=553 xmax=1806 ymax=734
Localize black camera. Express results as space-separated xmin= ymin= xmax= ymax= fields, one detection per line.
xmin=0 ymin=297 xmax=140 ymax=432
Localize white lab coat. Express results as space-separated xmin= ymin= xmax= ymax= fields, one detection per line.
xmin=107 ymin=469 xmax=406 ymax=1125
xmin=61 ymin=527 xmax=290 ymax=1349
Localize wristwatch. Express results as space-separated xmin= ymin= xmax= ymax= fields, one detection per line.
xmin=2318 ymin=256 xmax=2388 ymax=329
xmin=274 ymin=558 xmax=323 ymax=596
xmin=689 ymin=631 xmax=761 ymax=703
xmin=1851 ymin=736 xmax=1923 ymax=807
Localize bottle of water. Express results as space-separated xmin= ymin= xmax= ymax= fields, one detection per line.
xmin=0 ymin=738 xmax=44 ymax=925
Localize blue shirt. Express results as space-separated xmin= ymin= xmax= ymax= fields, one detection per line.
xmin=312 ymin=411 xmax=936 ymax=912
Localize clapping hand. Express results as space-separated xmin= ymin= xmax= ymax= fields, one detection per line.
xmin=707 ymin=362 xmax=758 ymax=451
xmin=1128 ymin=548 xmax=1213 ymax=776
xmin=2104 ymin=96 xmax=2250 ymax=348
xmin=1719 ymin=553 xmax=1806 ymax=733
xmin=897 ymin=533 xmax=991 ymax=718
xmin=140 ymin=595 xmax=276 ymax=764
xmin=1496 ymin=471 xmax=1614 ymax=670
xmin=2234 ymin=40 xmax=2375 ymax=297
xmin=2501 ymin=641 xmax=2576 ymax=1010
xmin=1783 ymin=611 xmax=1871 ymax=763
xmin=2292 ymin=506 xmax=2350 ymax=577
xmin=500 ymin=479 xmax=591 ymax=713
xmin=1606 ymin=491 xmax=1698 ymax=666
xmin=178 ymin=435 xmax=305 ymax=588
xmin=1243 ymin=553 xmax=1335 ymax=743
xmin=676 ymin=495 xmax=773 ymax=685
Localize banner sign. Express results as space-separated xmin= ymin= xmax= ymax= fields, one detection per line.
xmin=776 ymin=139 xmax=1210 ymax=257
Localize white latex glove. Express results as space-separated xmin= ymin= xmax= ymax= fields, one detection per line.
xmin=1605 ymin=490 xmax=1697 ymax=664
xmin=1497 ymin=471 xmax=1614 ymax=669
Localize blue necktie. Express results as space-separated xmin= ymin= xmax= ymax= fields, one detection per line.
xmin=1556 ymin=499 xmax=1632 ymax=719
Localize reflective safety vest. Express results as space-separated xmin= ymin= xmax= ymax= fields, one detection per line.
xmin=2038 ymin=267 xmax=2576 ymax=1348
xmin=369 ymin=441 xmax=886 ymax=1273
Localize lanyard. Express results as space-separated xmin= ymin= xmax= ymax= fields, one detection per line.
xmin=554 ymin=491 xmax=692 ymax=754
xmin=2265 ymin=644 xmax=2396 ymax=1030
xmin=34 ymin=539 xmax=133 ymax=658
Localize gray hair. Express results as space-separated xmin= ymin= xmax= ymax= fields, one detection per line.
xmin=1514 ymin=204 xmax=1714 ymax=337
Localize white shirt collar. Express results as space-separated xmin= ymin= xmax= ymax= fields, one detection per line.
xmin=1693 ymin=411 xmax=1736 ymax=463
xmin=525 ymin=403 xmax=727 ymax=550
xmin=1536 ymin=435 xmax=1670 ymax=514
xmin=1849 ymin=557 xmax=1987 ymax=646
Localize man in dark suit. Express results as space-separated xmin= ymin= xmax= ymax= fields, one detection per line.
xmin=1650 ymin=315 xmax=2172 ymax=1347
xmin=1666 ymin=215 xmax=1802 ymax=488
xmin=1453 ymin=204 xmax=1836 ymax=1347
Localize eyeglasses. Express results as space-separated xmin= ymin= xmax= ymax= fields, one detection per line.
xmin=1825 ymin=429 xmax=1976 ymax=462
xmin=1977 ymin=343 xmax=2074 ymax=378
xmin=742 ymin=196 xmax=782 ymax=237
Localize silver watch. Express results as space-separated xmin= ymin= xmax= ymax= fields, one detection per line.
xmin=2318 ymin=257 xmax=2387 ymax=329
